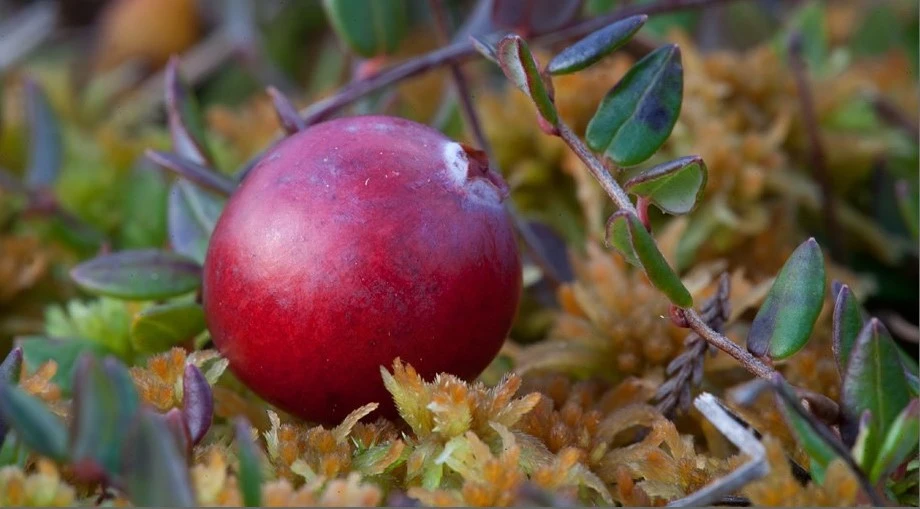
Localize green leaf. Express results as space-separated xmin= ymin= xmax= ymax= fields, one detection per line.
xmin=548 ymin=15 xmax=647 ymax=75
xmin=70 ymin=249 xmax=201 ymax=301
xmin=70 ymin=356 xmax=140 ymax=478
xmin=832 ymin=284 xmax=864 ymax=375
xmin=235 ymin=418 xmax=262 ymax=507
xmin=773 ymin=376 xmax=841 ymax=484
xmin=586 ymin=44 xmax=683 ymax=166
xmin=842 ymin=318 xmax=912 ymax=470
xmin=120 ymin=160 xmax=169 ymax=249
xmin=166 ymin=57 xmax=214 ymax=166
xmin=605 ymin=211 xmax=692 ymax=307
xmin=496 ymin=34 xmax=558 ymax=126
xmin=168 ymin=180 xmax=225 ymax=264
xmin=895 ymin=180 xmax=918 ymax=240
xmin=870 ymin=399 xmax=919 ymax=483
xmin=18 ymin=337 xmax=111 ymax=394
xmin=131 ymin=302 xmax=206 ymax=354
xmin=747 ymin=238 xmax=825 ymax=359
xmin=322 ymin=0 xmax=408 ymax=58
xmin=0 ymin=383 xmax=68 ymax=462
xmin=624 ymin=155 xmax=708 ymax=215
xmin=24 ymin=80 xmax=62 ymax=189
xmin=122 ymin=409 xmax=196 ymax=507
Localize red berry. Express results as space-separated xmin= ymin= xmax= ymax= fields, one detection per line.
xmin=203 ymin=115 xmax=522 ymax=424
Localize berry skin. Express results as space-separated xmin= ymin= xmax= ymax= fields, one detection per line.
xmin=202 ymin=115 xmax=521 ymax=424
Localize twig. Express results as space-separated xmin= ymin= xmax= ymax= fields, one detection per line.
xmin=870 ymin=94 xmax=920 ymax=141
xmin=145 ymin=150 xmax=237 ymax=196
xmin=428 ymin=0 xmax=565 ymax=290
xmin=787 ymin=31 xmax=843 ymax=262
xmin=656 ymin=273 xmax=730 ymax=417
xmin=682 ymin=307 xmax=775 ymax=379
xmin=668 ymin=393 xmax=768 ymax=507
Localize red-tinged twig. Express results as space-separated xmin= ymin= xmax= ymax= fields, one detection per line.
xmin=787 ymin=32 xmax=843 ymax=262
xmin=428 ymin=0 xmax=565 ymax=290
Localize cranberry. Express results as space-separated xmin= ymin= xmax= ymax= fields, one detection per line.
xmin=203 ymin=116 xmax=521 ymax=424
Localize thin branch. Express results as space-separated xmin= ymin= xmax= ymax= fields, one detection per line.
xmin=682 ymin=307 xmax=775 ymax=379
xmin=787 ymin=32 xmax=843 ymax=262
xmin=870 ymin=94 xmax=920 ymax=141
xmin=557 ymin=123 xmax=636 ymax=213
xmin=428 ymin=0 xmax=565 ymax=289
xmin=668 ymin=393 xmax=768 ymax=507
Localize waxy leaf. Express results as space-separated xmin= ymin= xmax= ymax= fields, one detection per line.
xmin=586 ymin=44 xmax=683 ymax=166
xmin=322 ymin=0 xmax=408 ymax=58
xmin=18 ymin=337 xmax=111 ymax=394
xmin=131 ymin=301 xmax=206 ymax=354
xmin=0 ymin=383 xmax=68 ymax=461
xmin=605 ymin=211 xmax=692 ymax=307
xmin=167 ymin=179 xmax=225 ymax=264
xmin=165 ymin=57 xmax=213 ymax=166
xmin=24 ymin=80 xmax=62 ymax=189
xmin=832 ymin=284 xmax=864 ymax=374
xmin=496 ymin=34 xmax=558 ymax=127
xmin=182 ymin=364 xmax=213 ymax=445
xmin=624 ymin=155 xmax=708 ymax=215
xmin=870 ymin=399 xmax=919 ymax=483
xmin=895 ymin=179 xmax=918 ymax=240
xmin=120 ymin=160 xmax=169 ymax=249
xmin=122 ymin=408 xmax=196 ymax=506
xmin=842 ymin=319 xmax=912 ymax=469
xmin=235 ymin=418 xmax=262 ymax=507
xmin=70 ymin=356 xmax=140 ymax=478
xmin=747 ymin=238 xmax=825 ymax=359
xmin=773 ymin=376 xmax=841 ymax=484
xmin=71 ymin=249 xmax=201 ymax=300
xmin=548 ymin=15 xmax=647 ymax=75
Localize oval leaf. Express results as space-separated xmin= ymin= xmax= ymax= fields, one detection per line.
xmin=870 ymin=399 xmax=919 ymax=483
xmin=773 ymin=376 xmax=842 ymax=484
xmin=548 ymin=15 xmax=647 ymax=75
xmin=168 ymin=179 xmax=225 ymax=264
xmin=747 ymin=238 xmax=826 ymax=359
xmin=131 ymin=301 xmax=206 ymax=354
xmin=586 ymin=44 xmax=683 ymax=166
xmin=0 ymin=383 xmax=68 ymax=461
xmin=70 ymin=249 xmax=202 ymax=301
xmin=70 ymin=356 xmax=140 ymax=477
xmin=627 ymin=212 xmax=693 ymax=308
xmin=322 ymin=0 xmax=408 ymax=58
xmin=624 ymin=155 xmax=708 ymax=215
xmin=842 ymin=318 xmax=912 ymax=470
xmin=122 ymin=408 xmax=196 ymax=506
xmin=0 ymin=347 xmax=22 ymax=385
xmin=165 ymin=57 xmax=213 ymax=166
xmin=24 ymin=80 xmax=62 ymax=189
xmin=496 ymin=34 xmax=558 ymax=126
xmin=235 ymin=417 xmax=262 ymax=507
xmin=832 ymin=284 xmax=864 ymax=375
xmin=604 ymin=211 xmax=640 ymax=266
xmin=182 ymin=364 xmax=213 ymax=445
xmin=120 ymin=160 xmax=169 ymax=249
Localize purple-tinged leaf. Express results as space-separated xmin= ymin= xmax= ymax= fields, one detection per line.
xmin=267 ymin=86 xmax=305 ymax=134
xmin=131 ymin=301 xmax=206 ymax=354
xmin=496 ymin=34 xmax=558 ymax=127
xmin=165 ymin=57 xmax=213 ymax=166
xmin=586 ymin=44 xmax=683 ymax=166
xmin=146 ymin=149 xmax=236 ymax=197
xmin=0 ymin=383 xmax=68 ymax=461
xmin=895 ymin=179 xmax=918 ymax=240
xmin=490 ymin=0 xmax=582 ymax=36
xmin=234 ymin=417 xmax=262 ymax=507
xmin=70 ymin=355 xmax=140 ymax=478
xmin=122 ymin=408 xmax=196 ymax=506
xmin=0 ymin=347 xmax=22 ymax=384
xmin=70 ymin=249 xmax=201 ymax=301
xmin=624 ymin=155 xmax=708 ymax=215
xmin=548 ymin=15 xmax=647 ymax=75
xmin=167 ymin=179 xmax=225 ymax=264
xmin=842 ymin=318 xmax=912 ymax=470
xmin=605 ymin=211 xmax=692 ymax=307
xmin=832 ymin=284 xmax=864 ymax=375
xmin=747 ymin=238 xmax=825 ymax=359
xmin=773 ymin=375 xmax=840 ymax=484
xmin=182 ymin=364 xmax=213 ymax=446
xmin=870 ymin=398 xmax=919 ymax=483
xmin=153 ymin=407 xmax=191 ymax=456
xmin=323 ymin=0 xmax=408 ymax=58
xmin=24 ymin=79 xmax=62 ymax=189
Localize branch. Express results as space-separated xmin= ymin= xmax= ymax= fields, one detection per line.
xmin=787 ymin=32 xmax=843 ymax=262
